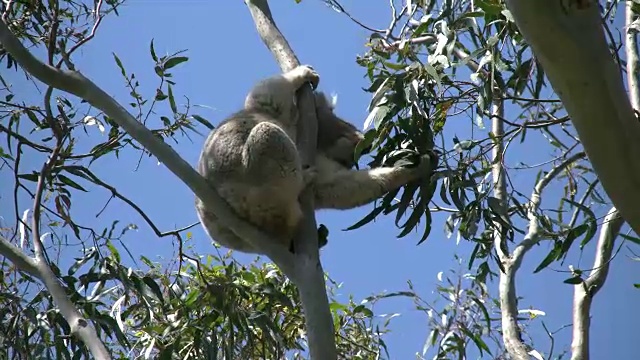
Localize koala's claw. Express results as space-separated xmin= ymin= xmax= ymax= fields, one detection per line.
xmin=293 ymin=65 xmax=320 ymax=90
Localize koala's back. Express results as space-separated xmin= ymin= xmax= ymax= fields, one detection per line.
xmin=200 ymin=110 xmax=271 ymax=178
xmin=197 ymin=108 xmax=305 ymax=251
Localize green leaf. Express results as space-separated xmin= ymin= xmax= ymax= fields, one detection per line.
xmin=563 ymin=276 xmax=583 ymax=285
xmin=112 ymin=53 xmax=127 ymax=77
xmin=397 ymin=187 xmax=427 ymax=238
xmin=460 ymin=326 xmax=491 ymax=355
xmin=149 ymin=39 xmax=158 ymax=62
xmin=352 ymin=305 xmax=374 ymax=318
xmin=192 ymin=114 xmax=215 ymax=130
xmin=105 ymin=241 xmax=121 ymax=263
xmin=143 ymin=276 xmax=164 ymax=302
xmin=620 ymin=233 xmax=640 ymax=246
xmin=168 ymin=84 xmax=177 ymax=113
xmin=534 ymin=241 xmax=562 ymax=273
xmin=563 ymin=198 xmax=597 ymax=249
xmin=24 ymin=109 xmax=41 ymax=127
xmin=63 ymin=166 xmax=94 ymax=182
xmin=394 ymin=182 xmax=419 ymax=226
xmin=163 ymin=56 xmax=189 ymax=70
xmin=354 ymin=130 xmax=376 ymax=159
xmin=560 ymin=223 xmax=589 ymax=258
xmin=17 ymin=172 xmax=40 ymax=182
xmin=0 ymin=146 xmax=13 ymax=160
xmin=57 ymin=174 xmax=88 ymax=192
xmin=346 ymin=204 xmax=385 ymax=231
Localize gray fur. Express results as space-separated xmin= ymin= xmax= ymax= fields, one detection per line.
xmin=196 ymin=65 xmax=435 ymax=254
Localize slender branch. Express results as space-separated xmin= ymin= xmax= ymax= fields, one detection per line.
xmin=1 ymin=0 xmax=14 ymax=22
xmin=626 ymin=0 xmax=640 ymax=111
xmin=0 ymin=123 xmax=52 ymax=153
xmin=63 ymin=165 xmax=197 ymax=238
xmin=491 ymin=96 xmax=508 ymax=261
xmin=58 ymin=0 xmax=105 ymax=68
xmin=514 ymin=152 xmax=587 ymax=258
xmin=322 ymin=0 xmax=385 ymax=34
xmin=570 ymin=207 xmax=623 ymax=360
xmin=244 ymin=1 xmax=337 ymax=359
xmin=490 ymin=95 xmax=530 ymax=359
xmin=0 ymin=16 xmax=296 ymax=272
xmin=498 ymin=151 xmax=586 ymax=360
xmin=29 ymin=135 xmax=111 ymax=358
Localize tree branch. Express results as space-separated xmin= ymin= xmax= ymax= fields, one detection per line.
xmin=29 ymin=133 xmax=113 ymax=358
xmin=0 ymin=235 xmax=39 ymax=276
xmin=570 ymin=207 xmax=622 ymax=360
xmin=568 ymin=5 xmax=640 ymax=357
xmin=499 ymin=151 xmax=586 ymax=360
xmin=244 ymin=1 xmax=337 ymax=359
xmin=626 ymin=0 xmax=640 ymax=111
xmin=504 ymin=0 xmax=640 ymax=236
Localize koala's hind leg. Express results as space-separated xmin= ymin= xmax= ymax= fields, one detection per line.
xmin=313 ymin=155 xmax=435 ymax=210
xmin=240 ymin=121 xmax=308 ymax=246
xmin=244 ymin=65 xmax=320 ymax=128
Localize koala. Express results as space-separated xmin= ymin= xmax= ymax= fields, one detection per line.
xmin=195 ymin=65 xmax=436 ymax=254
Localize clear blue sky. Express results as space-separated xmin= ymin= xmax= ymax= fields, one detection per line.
xmin=2 ymin=1 xmax=639 ymax=358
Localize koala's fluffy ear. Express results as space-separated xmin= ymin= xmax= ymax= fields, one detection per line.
xmin=314 ymin=92 xmax=365 ymax=168
xmin=314 ymin=91 xmax=336 ymax=111
xmin=315 ymin=93 xmax=361 ymax=144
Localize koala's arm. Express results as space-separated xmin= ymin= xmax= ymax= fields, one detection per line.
xmin=313 ymin=154 xmax=435 ymax=210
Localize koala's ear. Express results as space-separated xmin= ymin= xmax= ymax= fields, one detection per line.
xmin=314 ymin=92 xmax=334 ymax=111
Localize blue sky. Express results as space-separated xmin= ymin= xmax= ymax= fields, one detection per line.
xmin=2 ymin=1 xmax=639 ymax=358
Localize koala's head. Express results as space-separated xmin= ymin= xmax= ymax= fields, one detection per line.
xmin=314 ymin=92 xmax=367 ymax=169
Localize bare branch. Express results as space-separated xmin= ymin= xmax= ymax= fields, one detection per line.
xmin=244 ymin=1 xmax=337 ymax=358
xmin=58 ymin=0 xmax=106 ymax=69
xmin=29 ymin=131 xmax=112 ymax=358
xmin=491 ymin=97 xmax=508 ymax=261
xmin=570 ymin=207 xmax=623 ymax=360
xmin=490 ymin=96 xmax=530 ymax=359
xmin=626 ymin=0 xmax=640 ymax=110
xmin=322 ymin=0 xmax=385 ymax=34
xmin=499 ymin=151 xmax=586 ymax=360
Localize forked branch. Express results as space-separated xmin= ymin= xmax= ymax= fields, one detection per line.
xmin=570 ymin=207 xmax=623 ymax=360
xmin=497 ymin=151 xmax=586 ymax=360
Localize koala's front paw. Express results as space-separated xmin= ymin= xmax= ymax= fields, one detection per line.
xmin=291 ymin=65 xmax=320 ymax=90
